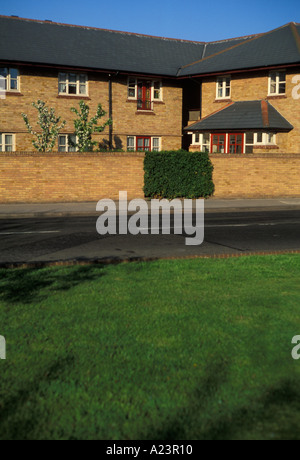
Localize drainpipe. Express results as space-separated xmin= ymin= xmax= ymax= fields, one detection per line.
xmin=108 ymin=74 xmax=113 ymax=150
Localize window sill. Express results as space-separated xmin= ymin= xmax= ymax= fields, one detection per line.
xmin=266 ymin=95 xmax=287 ymax=100
xmin=5 ymin=92 xmax=23 ymax=97
xmin=57 ymin=95 xmax=91 ymax=100
xmin=253 ymin=145 xmax=279 ymax=149
xmin=214 ymin=98 xmax=232 ymax=103
xmin=135 ymin=111 xmax=156 ymax=115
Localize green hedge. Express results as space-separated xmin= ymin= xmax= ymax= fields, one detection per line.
xmin=144 ymin=150 xmax=214 ymax=199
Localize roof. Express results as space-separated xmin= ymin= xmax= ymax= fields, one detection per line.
xmin=178 ymin=23 xmax=300 ymax=77
xmin=0 ymin=16 xmax=299 ymax=77
xmin=0 ymin=16 xmax=206 ymax=77
xmin=185 ymin=101 xmax=294 ymax=132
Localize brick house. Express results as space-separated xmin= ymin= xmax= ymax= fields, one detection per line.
xmin=1 ymin=16 xmax=299 ymax=155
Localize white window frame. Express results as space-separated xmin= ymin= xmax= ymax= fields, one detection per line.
xmin=192 ymin=133 xmax=210 ymax=152
xmin=268 ymin=71 xmax=286 ymax=96
xmin=58 ymin=73 xmax=88 ymax=96
xmin=0 ymin=68 xmax=20 ymax=92
xmin=245 ymin=132 xmax=277 ymax=153
xmin=58 ymin=134 xmax=78 ymax=152
xmin=216 ymin=76 xmax=231 ymax=99
xmin=254 ymin=132 xmax=276 ymax=145
xmin=127 ymin=136 xmax=161 ymax=152
xmin=0 ymin=133 xmax=15 ymax=152
xmin=127 ymin=78 xmax=163 ymax=102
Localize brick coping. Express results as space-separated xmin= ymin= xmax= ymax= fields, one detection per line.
xmin=0 ymin=151 xmax=146 ymax=158
xmin=1 ymin=151 xmax=300 ymax=159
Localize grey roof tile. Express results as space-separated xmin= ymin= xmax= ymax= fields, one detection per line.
xmin=0 ymin=16 xmax=205 ymax=76
xmin=178 ymin=23 xmax=300 ymax=76
xmin=0 ymin=17 xmax=299 ymax=78
xmin=185 ymin=101 xmax=294 ymax=131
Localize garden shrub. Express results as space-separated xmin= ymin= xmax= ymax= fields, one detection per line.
xmin=144 ymin=150 xmax=214 ymax=199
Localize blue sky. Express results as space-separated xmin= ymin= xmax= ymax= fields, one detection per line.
xmin=0 ymin=0 xmax=299 ymax=42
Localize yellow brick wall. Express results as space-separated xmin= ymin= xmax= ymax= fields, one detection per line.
xmin=210 ymin=154 xmax=300 ymax=197
xmin=0 ymin=152 xmax=300 ymax=203
xmin=0 ymin=152 xmax=145 ymax=203
xmin=199 ymin=67 xmax=300 ymax=153
xmin=0 ymin=66 xmax=183 ymax=151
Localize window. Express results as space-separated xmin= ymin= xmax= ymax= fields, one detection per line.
xmin=211 ymin=133 xmax=226 ymax=153
xmin=127 ymin=136 xmax=135 ymax=151
xmin=0 ymin=68 xmax=19 ymax=92
xmin=58 ymin=134 xmax=77 ymax=152
xmin=245 ymin=132 xmax=277 ymax=153
xmin=228 ymin=133 xmax=243 ymax=154
xmin=216 ymin=76 xmax=231 ymax=99
xmin=254 ymin=132 xmax=276 ymax=145
xmin=269 ymin=71 xmax=286 ymax=95
xmin=245 ymin=132 xmax=254 ymax=154
xmin=137 ymin=136 xmax=151 ymax=151
xmin=127 ymin=136 xmax=161 ymax=151
xmin=152 ymin=137 xmax=160 ymax=151
xmin=0 ymin=133 xmax=14 ymax=152
xmin=153 ymin=81 xmax=162 ymax=101
xmin=192 ymin=133 xmax=210 ymax=152
xmin=58 ymin=73 xmax=87 ymax=96
xmin=128 ymin=78 xmax=136 ymax=98
xmin=137 ymin=81 xmax=152 ymax=111
xmin=127 ymin=78 xmax=162 ymax=109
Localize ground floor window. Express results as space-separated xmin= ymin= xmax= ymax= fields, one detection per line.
xmin=58 ymin=134 xmax=77 ymax=152
xmin=228 ymin=133 xmax=243 ymax=154
xmin=127 ymin=136 xmax=161 ymax=152
xmin=192 ymin=132 xmax=277 ymax=154
xmin=0 ymin=133 xmax=14 ymax=152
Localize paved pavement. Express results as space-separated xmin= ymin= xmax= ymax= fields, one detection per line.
xmin=1 ymin=197 xmax=300 ymax=218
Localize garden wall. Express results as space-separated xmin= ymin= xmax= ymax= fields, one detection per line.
xmin=0 ymin=152 xmax=300 ymax=203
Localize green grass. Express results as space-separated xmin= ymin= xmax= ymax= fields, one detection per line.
xmin=0 ymin=254 xmax=300 ymax=440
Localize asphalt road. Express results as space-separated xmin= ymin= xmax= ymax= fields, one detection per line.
xmin=0 ymin=209 xmax=299 ymax=265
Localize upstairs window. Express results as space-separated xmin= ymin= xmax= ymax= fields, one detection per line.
xmin=268 ymin=71 xmax=286 ymax=95
xmin=216 ymin=76 xmax=231 ymax=99
xmin=58 ymin=73 xmax=87 ymax=96
xmin=0 ymin=133 xmax=14 ymax=152
xmin=127 ymin=78 xmax=162 ymax=109
xmin=0 ymin=68 xmax=19 ymax=92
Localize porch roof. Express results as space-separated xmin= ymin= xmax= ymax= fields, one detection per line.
xmin=185 ymin=100 xmax=294 ymax=132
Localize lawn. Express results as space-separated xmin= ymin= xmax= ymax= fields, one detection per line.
xmin=0 ymin=254 xmax=300 ymax=440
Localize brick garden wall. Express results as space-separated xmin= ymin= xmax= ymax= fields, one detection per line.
xmin=0 ymin=152 xmax=300 ymax=203
xmin=0 ymin=152 xmax=145 ymax=203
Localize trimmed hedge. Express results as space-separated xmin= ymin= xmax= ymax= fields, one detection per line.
xmin=144 ymin=150 xmax=214 ymax=199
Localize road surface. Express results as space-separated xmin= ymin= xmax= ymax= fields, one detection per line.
xmin=0 ymin=209 xmax=299 ymax=265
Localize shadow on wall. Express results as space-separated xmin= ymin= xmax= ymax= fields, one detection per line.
xmin=98 ymin=136 xmax=124 ymax=151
